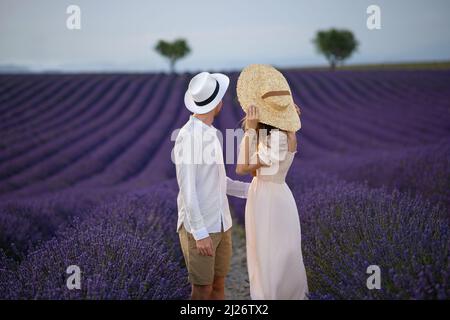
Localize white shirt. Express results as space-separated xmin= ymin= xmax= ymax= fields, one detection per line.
xmin=174 ymin=116 xmax=249 ymax=240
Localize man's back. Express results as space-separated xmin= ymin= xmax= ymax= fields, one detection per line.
xmin=174 ymin=115 xmax=232 ymax=241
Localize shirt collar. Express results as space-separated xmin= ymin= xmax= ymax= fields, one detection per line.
xmin=190 ymin=115 xmax=217 ymax=132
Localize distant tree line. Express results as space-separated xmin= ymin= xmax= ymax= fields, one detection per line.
xmin=154 ymin=29 xmax=358 ymax=72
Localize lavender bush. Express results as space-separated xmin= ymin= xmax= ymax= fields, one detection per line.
xmin=314 ymin=138 xmax=450 ymax=210
xmin=296 ymin=181 xmax=449 ymax=299
xmin=1 ymin=183 xmax=189 ymax=299
xmin=0 ymin=187 xmax=124 ymax=258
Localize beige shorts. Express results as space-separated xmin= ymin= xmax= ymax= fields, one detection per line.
xmin=178 ymin=225 xmax=232 ymax=285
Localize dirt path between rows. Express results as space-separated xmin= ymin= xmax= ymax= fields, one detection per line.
xmin=225 ymin=219 xmax=251 ymax=300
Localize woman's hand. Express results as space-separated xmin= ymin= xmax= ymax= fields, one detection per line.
xmin=246 ymin=105 xmax=259 ymax=130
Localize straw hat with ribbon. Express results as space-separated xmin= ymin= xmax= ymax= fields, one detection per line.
xmin=237 ymin=64 xmax=301 ymax=132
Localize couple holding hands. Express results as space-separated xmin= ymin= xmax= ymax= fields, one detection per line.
xmin=174 ymin=64 xmax=308 ymax=300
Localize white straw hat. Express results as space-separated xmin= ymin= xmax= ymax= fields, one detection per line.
xmin=237 ymin=64 xmax=301 ymax=132
xmin=184 ymin=72 xmax=230 ymax=114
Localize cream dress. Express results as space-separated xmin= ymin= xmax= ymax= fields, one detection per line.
xmin=239 ymin=130 xmax=308 ymax=300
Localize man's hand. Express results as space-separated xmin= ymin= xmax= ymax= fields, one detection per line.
xmin=196 ymin=236 xmax=214 ymax=256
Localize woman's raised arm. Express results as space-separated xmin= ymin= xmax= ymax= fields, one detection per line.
xmin=236 ymin=105 xmax=267 ymax=175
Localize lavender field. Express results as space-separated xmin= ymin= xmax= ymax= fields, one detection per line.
xmin=0 ymin=69 xmax=449 ymax=299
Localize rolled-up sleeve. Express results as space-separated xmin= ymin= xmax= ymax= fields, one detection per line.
xmin=226 ymin=177 xmax=250 ymax=199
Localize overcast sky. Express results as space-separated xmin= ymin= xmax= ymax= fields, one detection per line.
xmin=1 ymin=0 xmax=449 ymax=72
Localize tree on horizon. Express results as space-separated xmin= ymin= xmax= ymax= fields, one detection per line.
xmin=313 ymin=29 xmax=358 ymax=70
xmin=154 ymin=39 xmax=191 ymax=73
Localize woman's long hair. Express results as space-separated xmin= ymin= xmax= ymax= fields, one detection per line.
xmin=240 ymin=117 xmax=279 ymax=150
xmin=240 ymin=103 xmax=301 ymax=134
xmin=240 ymin=116 xmax=277 ymax=133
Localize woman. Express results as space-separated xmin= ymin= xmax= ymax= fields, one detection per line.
xmin=235 ymin=64 xmax=308 ymax=300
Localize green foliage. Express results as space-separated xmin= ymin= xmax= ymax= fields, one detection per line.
xmin=313 ymin=29 xmax=358 ymax=69
xmin=154 ymin=39 xmax=191 ymax=73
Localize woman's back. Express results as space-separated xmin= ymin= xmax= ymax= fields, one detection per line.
xmin=256 ymin=130 xmax=296 ymax=184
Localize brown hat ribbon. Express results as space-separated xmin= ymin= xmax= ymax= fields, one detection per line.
xmin=261 ymin=90 xmax=291 ymax=99
xmin=261 ymin=90 xmax=291 ymax=110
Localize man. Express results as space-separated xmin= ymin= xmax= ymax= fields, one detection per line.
xmin=174 ymin=71 xmax=249 ymax=300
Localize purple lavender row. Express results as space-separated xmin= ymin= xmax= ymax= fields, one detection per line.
xmin=0 ymin=76 xmax=153 ymax=196
xmin=0 ymin=76 xmax=128 ymax=161
xmin=0 ymin=75 xmax=111 ymax=140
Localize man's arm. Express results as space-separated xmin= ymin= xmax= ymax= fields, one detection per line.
xmin=178 ymin=162 xmax=209 ymax=240
xmin=176 ymin=134 xmax=213 ymax=256
xmin=175 ymin=134 xmax=208 ymax=240
xmin=226 ymin=177 xmax=250 ymax=199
